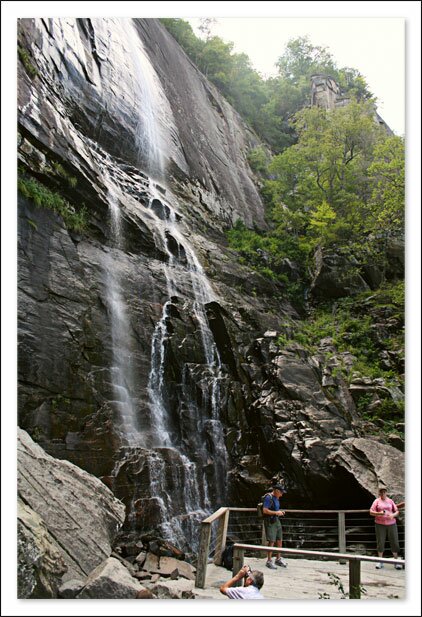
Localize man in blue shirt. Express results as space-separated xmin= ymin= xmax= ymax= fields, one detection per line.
xmin=263 ymin=483 xmax=287 ymax=569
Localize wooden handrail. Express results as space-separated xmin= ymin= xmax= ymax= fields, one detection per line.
xmin=201 ymin=506 xmax=229 ymax=524
xmin=227 ymin=507 xmax=373 ymax=514
xmin=232 ymin=543 xmax=405 ymax=564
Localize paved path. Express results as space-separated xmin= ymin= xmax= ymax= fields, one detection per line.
xmin=192 ymin=557 xmax=405 ymax=601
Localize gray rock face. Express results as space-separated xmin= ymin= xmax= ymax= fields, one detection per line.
xmin=18 ymin=499 xmax=67 ymax=598
xmin=18 ymin=428 xmax=125 ymax=581
xmin=18 ymin=17 xmax=264 ymax=230
xmin=331 ymin=438 xmax=405 ymax=502
xmin=77 ymin=557 xmax=144 ymax=599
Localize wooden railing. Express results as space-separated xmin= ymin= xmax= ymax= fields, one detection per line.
xmin=195 ymin=507 xmax=405 ymax=590
xmin=231 ymin=543 xmax=405 ymax=599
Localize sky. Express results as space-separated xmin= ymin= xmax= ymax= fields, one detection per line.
xmin=188 ymin=17 xmax=405 ymax=135
xmin=1 ymin=2 xmax=421 ymax=616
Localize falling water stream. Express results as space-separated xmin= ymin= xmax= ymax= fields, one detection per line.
xmin=102 ymin=164 xmax=140 ymax=445
xmin=95 ymin=20 xmax=228 ymax=551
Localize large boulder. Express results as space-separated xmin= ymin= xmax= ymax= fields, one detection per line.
xmin=17 ymin=428 xmax=125 ymax=582
xmin=77 ymin=557 xmax=144 ymax=599
xmin=18 ymin=499 xmax=67 ymax=598
xmin=141 ymin=553 xmax=196 ymax=580
xmin=311 ymin=248 xmax=370 ymax=299
xmin=330 ymin=437 xmax=405 ymax=502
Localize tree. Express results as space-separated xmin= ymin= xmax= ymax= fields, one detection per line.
xmin=159 ymin=19 xmax=203 ymax=62
xmin=198 ymin=17 xmax=217 ymax=41
xmin=270 ymin=101 xmax=382 ymax=216
xmin=367 ymin=135 xmax=405 ymax=234
xmin=276 ymin=36 xmax=337 ymax=82
xmin=265 ymin=100 xmax=395 ymax=275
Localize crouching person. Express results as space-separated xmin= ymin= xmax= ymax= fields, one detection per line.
xmin=220 ymin=565 xmax=265 ymax=599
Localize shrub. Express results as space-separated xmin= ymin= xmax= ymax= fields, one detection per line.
xmin=18 ymin=174 xmax=87 ymax=232
xmin=18 ymin=46 xmax=38 ymax=78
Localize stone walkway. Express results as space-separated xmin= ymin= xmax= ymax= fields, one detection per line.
xmin=192 ymin=557 xmax=405 ymax=601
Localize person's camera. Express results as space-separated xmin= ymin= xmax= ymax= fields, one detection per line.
xmin=244 ymin=566 xmax=251 ymax=577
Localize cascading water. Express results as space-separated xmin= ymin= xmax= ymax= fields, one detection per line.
xmin=123 ymin=19 xmax=189 ymax=181
xmin=102 ymin=164 xmax=140 ymax=445
xmin=88 ymin=21 xmax=228 ymax=552
xmin=146 ymin=183 xmax=228 ymax=509
xmin=125 ymin=23 xmax=165 ymax=178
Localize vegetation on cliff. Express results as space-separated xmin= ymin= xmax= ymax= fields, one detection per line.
xmin=162 ymin=18 xmax=405 ymax=437
xmin=18 ymin=173 xmax=87 ymax=232
xmin=227 ymin=105 xmax=404 ymax=304
xmin=278 ymin=281 xmax=405 ymax=438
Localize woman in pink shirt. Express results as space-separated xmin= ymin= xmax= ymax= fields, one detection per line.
xmin=369 ymin=486 xmax=403 ymax=570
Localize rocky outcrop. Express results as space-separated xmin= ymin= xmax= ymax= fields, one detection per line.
xmin=225 ymin=332 xmax=404 ymax=508
xmin=58 ymin=579 xmax=85 ymax=599
xmin=331 ymin=438 xmax=405 ymax=503
xmin=18 ymin=499 xmax=67 ymax=598
xmin=311 ymin=248 xmax=370 ymax=298
xmin=76 ymin=558 xmax=144 ymax=599
xmin=17 ymin=17 xmax=264 ymax=231
xmin=18 ymin=428 xmax=125 ymax=582
xmin=311 ymin=240 xmax=405 ymax=298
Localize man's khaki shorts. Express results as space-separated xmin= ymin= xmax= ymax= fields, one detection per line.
xmin=264 ymin=518 xmax=283 ymax=542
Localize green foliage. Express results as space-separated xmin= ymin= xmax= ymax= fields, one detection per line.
xmin=324 ymin=572 xmax=366 ymax=599
xmin=18 ymin=45 xmax=38 ymax=78
xmin=50 ymin=160 xmax=78 ymax=187
xmin=261 ymin=102 xmax=404 ymax=282
xmin=367 ymin=135 xmax=405 ymax=234
xmin=247 ymin=147 xmax=271 ymax=175
xmin=159 ymin=19 xmax=203 ymax=60
xmin=18 ymin=174 xmax=87 ymax=232
xmin=226 ymin=220 xmax=308 ymax=305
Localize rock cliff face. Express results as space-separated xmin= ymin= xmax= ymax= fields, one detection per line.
xmin=17 ymin=17 xmax=403 ymax=553
xmin=17 ymin=428 xmax=125 ymax=596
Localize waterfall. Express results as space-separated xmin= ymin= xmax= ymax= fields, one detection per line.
xmin=146 ymin=299 xmax=172 ymax=447
xmin=125 ymin=23 xmax=165 ymax=178
xmin=83 ymin=16 xmax=228 ymax=546
xmin=102 ymin=164 xmax=140 ymax=445
xmin=146 ymin=183 xmax=228 ymax=507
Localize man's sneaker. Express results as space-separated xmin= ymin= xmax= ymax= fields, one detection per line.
xmin=375 ymin=562 xmax=384 ymax=569
xmin=275 ymin=558 xmax=288 ymax=567
xmin=266 ymin=560 xmax=277 ymax=570
xmin=394 ymin=564 xmax=403 ymax=570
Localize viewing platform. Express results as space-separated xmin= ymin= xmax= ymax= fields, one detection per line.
xmin=193 ymin=506 xmax=406 ymax=600
xmin=193 ymin=554 xmax=405 ymax=600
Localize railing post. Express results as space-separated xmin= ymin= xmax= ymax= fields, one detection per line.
xmin=338 ymin=512 xmax=346 ymax=564
xmin=195 ymin=521 xmax=212 ymax=589
xmin=214 ymin=508 xmax=230 ymax=565
xmin=261 ymin=521 xmax=267 ymax=558
xmin=349 ymin=559 xmax=361 ymax=599
xmin=232 ymin=545 xmax=244 ymax=586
